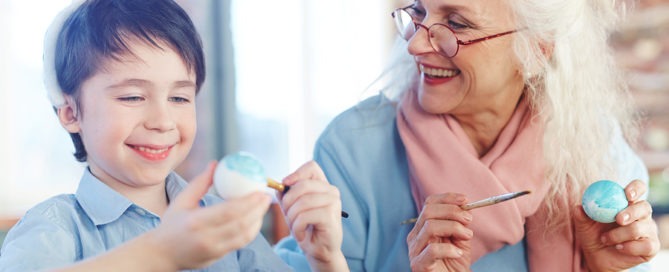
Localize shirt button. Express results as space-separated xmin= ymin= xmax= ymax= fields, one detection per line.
xmin=135 ymin=209 xmax=147 ymax=216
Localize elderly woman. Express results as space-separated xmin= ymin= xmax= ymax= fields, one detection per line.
xmin=275 ymin=0 xmax=660 ymax=271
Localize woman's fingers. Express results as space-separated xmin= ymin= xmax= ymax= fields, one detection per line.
xmin=624 ymin=179 xmax=647 ymax=203
xmin=420 ymin=203 xmax=473 ymax=225
xmin=613 ymin=238 xmax=660 ymax=260
xmin=418 ymin=242 xmax=465 ymax=261
xmin=409 ymin=219 xmax=473 ymax=257
xmin=616 ymin=200 xmax=652 ymax=226
xmin=424 ymin=193 xmax=468 ymax=205
xmin=602 ymin=219 xmax=655 ymax=245
xmin=412 ymin=193 xmax=470 ymax=235
xmin=603 ymin=213 xmax=658 ymax=244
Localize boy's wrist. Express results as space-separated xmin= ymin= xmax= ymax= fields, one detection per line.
xmin=139 ymin=231 xmax=180 ymax=272
xmin=307 ymin=251 xmax=349 ymax=272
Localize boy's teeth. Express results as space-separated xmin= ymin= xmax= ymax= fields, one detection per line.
xmin=136 ymin=146 xmax=168 ymax=154
xmin=420 ymin=65 xmax=459 ymax=78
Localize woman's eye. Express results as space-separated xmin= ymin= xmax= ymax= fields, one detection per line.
xmin=447 ymin=20 xmax=468 ymax=30
xmin=407 ymin=7 xmax=425 ymax=21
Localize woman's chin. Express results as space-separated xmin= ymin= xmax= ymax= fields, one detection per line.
xmin=417 ymin=89 xmax=459 ymax=115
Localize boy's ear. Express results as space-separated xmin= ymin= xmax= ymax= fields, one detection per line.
xmin=57 ymin=96 xmax=81 ymax=133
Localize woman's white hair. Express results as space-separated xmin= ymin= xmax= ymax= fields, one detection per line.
xmin=512 ymin=0 xmax=638 ymax=228
xmin=378 ymin=0 xmax=639 ymax=230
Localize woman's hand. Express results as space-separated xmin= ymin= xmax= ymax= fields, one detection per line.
xmin=575 ymin=179 xmax=660 ymax=271
xmin=153 ymin=162 xmax=272 ymax=270
xmin=278 ymin=161 xmax=348 ymax=272
xmin=407 ymin=193 xmax=474 ymax=272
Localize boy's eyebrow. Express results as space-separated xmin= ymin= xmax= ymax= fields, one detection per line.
xmin=107 ymin=78 xmax=196 ymax=90
xmin=173 ymin=80 xmax=197 ymax=88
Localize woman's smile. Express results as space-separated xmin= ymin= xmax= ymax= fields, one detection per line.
xmin=419 ymin=63 xmax=460 ymax=85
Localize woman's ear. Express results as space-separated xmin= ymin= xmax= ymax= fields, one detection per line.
xmin=539 ymin=41 xmax=554 ymax=60
xmin=57 ymin=96 xmax=80 ymax=133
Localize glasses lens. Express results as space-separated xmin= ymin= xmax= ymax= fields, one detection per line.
xmin=393 ymin=9 xmax=415 ymax=40
xmin=429 ymin=24 xmax=459 ymax=57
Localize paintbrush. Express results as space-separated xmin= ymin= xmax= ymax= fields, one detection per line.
xmin=400 ymin=190 xmax=531 ymax=225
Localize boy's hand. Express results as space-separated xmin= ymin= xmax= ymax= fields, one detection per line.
xmin=154 ymin=162 xmax=272 ymax=270
xmin=575 ymin=179 xmax=660 ymax=271
xmin=278 ymin=161 xmax=349 ymax=272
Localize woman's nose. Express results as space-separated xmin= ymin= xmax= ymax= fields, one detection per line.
xmin=407 ymin=24 xmax=435 ymax=56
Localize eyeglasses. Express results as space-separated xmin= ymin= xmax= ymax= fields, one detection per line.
xmin=391 ymin=6 xmax=520 ymax=58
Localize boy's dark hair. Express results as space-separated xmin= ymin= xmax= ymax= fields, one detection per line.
xmin=54 ymin=0 xmax=205 ymax=162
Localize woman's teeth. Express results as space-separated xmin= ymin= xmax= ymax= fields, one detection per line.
xmin=420 ymin=65 xmax=459 ymax=78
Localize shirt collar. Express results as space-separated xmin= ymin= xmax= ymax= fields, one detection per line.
xmin=75 ymin=170 xmax=208 ymax=226
xmin=75 ymin=168 xmax=134 ymax=226
xmin=164 ymin=172 xmax=209 ymax=207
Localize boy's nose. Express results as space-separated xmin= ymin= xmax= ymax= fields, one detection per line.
xmin=145 ymin=102 xmax=177 ymax=132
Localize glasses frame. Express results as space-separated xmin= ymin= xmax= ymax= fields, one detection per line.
xmin=391 ymin=6 xmax=521 ymax=57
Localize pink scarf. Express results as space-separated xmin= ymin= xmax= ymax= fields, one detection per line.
xmin=397 ymin=89 xmax=585 ymax=271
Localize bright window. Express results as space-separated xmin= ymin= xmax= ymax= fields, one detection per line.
xmin=0 ymin=0 xmax=82 ymax=217
xmin=231 ymin=0 xmax=393 ymax=178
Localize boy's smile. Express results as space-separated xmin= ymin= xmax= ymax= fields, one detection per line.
xmin=128 ymin=144 xmax=173 ymax=161
xmin=59 ymin=38 xmax=197 ymax=201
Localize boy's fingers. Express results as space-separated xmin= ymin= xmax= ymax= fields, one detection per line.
xmin=282 ymin=161 xmax=326 ymax=186
xmin=280 ymin=179 xmax=333 ymax=213
xmin=200 ymin=192 xmax=271 ymax=225
xmin=172 ymin=161 xmax=217 ymax=209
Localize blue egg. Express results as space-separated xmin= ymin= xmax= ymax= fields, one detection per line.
xmin=222 ymin=151 xmax=266 ymax=185
xmin=582 ymin=180 xmax=628 ymax=223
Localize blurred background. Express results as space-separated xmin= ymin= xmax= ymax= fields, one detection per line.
xmin=0 ymin=0 xmax=667 ymax=268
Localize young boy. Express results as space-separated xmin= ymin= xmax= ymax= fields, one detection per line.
xmin=0 ymin=0 xmax=348 ymax=271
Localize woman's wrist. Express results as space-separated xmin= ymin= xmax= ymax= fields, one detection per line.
xmin=583 ymin=252 xmax=631 ymax=272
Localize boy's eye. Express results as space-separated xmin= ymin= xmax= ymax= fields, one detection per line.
xmin=169 ymin=96 xmax=191 ymax=103
xmin=118 ymin=96 xmax=144 ymax=102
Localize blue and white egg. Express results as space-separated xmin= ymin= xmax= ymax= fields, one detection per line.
xmin=582 ymin=180 xmax=629 ymax=223
xmin=213 ymin=152 xmax=270 ymax=199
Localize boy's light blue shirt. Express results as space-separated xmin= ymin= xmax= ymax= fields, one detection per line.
xmin=0 ymin=169 xmax=292 ymax=272
xmin=275 ymin=94 xmax=650 ymax=272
